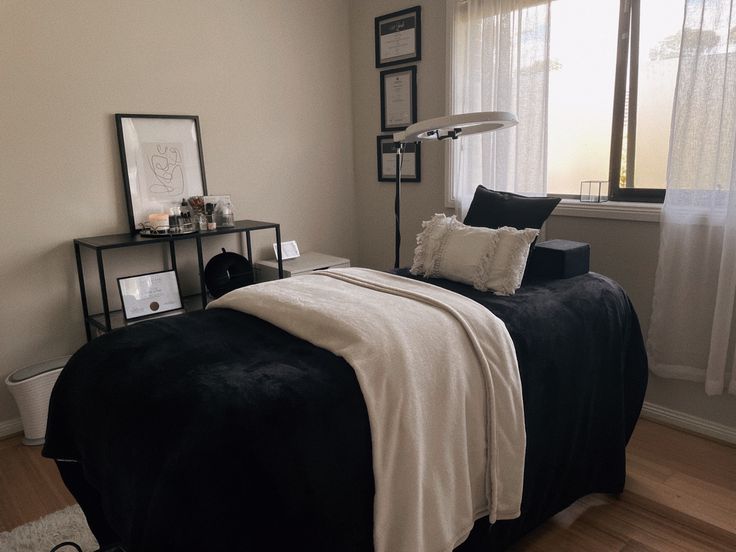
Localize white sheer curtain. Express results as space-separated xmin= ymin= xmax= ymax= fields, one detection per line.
xmin=648 ymin=0 xmax=736 ymax=396
xmin=449 ymin=0 xmax=551 ymax=215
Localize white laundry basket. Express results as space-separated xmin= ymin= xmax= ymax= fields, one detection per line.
xmin=5 ymin=355 xmax=70 ymax=445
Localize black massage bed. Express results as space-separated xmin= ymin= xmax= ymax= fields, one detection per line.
xmin=43 ymin=270 xmax=647 ymax=551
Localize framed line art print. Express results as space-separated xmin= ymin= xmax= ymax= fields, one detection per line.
xmin=117 ymin=270 xmax=183 ymax=321
xmin=115 ymin=114 xmax=208 ymax=234
xmin=377 ymin=135 xmax=421 ymax=183
xmin=380 ymin=65 xmax=417 ymax=132
xmin=375 ymin=6 xmax=421 ymax=68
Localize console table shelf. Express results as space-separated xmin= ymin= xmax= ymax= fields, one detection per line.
xmin=86 ymin=294 xmax=205 ymax=334
xmin=74 ymin=220 xmax=284 ymax=341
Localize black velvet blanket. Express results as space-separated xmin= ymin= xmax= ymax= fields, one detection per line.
xmin=44 ymin=272 xmax=647 ymax=551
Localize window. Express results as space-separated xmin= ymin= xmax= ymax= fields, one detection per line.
xmin=548 ymin=0 xmax=686 ymax=201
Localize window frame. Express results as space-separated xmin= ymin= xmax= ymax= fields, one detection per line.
xmin=445 ymin=0 xmax=676 ymax=205
xmin=607 ymin=0 xmax=666 ymax=203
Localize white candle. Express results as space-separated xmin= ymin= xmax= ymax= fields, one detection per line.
xmin=148 ymin=213 xmax=169 ymax=230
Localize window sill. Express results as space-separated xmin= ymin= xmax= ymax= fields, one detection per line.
xmin=551 ymin=199 xmax=661 ymax=223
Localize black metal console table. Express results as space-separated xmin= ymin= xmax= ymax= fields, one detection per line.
xmin=74 ymin=220 xmax=283 ymax=341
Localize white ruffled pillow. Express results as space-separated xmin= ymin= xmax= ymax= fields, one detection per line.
xmin=411 ymin=214 xmax=538 ymax=295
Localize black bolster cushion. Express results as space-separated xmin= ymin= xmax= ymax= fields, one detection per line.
xmin=463 ymin=186 xmax=561 ymax=230
xmin=526 ymin=239 xmax=590 ymax=279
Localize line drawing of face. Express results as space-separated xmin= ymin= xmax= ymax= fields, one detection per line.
xmin=148 ymin=145 xmax=184 ymax=194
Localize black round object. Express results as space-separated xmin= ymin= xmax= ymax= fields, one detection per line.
xmin=204 ymin=248 xmax=254 ymax=298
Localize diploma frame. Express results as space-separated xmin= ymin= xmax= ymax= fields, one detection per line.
xmin=377 ymin=135 xmax=421 ymax=183
xmin=380 ymin=65 xmax=418 ymax=132
xmin=374 ymin=6 xmax=421 ymax=68
xmin=117 ymin=269 xmax=184 ymax=321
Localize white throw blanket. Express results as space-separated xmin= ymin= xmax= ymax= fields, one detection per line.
xmin=208 ymin=268 xmax=526 ymax=552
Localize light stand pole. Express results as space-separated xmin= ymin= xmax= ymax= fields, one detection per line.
xmin=394 ymin=142 xmax=404 ymax=269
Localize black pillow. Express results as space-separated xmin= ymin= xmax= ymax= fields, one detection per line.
xmin=463 ymin=185 xmax=561 ymax=230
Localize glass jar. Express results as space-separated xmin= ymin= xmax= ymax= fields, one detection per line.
xmin=220 ymin=201 xmax=235 ymax=227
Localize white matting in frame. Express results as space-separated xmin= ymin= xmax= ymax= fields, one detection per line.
xmin=116 ymin=114 xmax=208 ymax=233
xmin=117 ymin=270 xmax=183 ymax=321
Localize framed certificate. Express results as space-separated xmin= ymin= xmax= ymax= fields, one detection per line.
xmin=117 ymin=270 xmax=183 ymax=321
xmin=377 ymin=135 xmax=421 ymax=183
xmin=380 ymin=65 xmax=417 ymax=132
xmin=375 ymin=6 xmax=421 ymax=68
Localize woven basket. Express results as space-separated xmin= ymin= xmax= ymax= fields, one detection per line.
xmin=5 ymin=356 xmax=70 ymax=445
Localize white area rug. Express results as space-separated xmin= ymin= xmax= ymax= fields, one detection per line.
xmin=0 ymin=504 xmax=98 ymax=552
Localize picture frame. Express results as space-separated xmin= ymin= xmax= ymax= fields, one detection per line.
xmin=115 ymin=114 xmax=208 ymax=234
xmin=117 ymin=270 xmax=183 ymax=321
xmin=273 ymin=240 xmax=300 ymax=260
xmin=380 ymin=65 xmax=417 ymax=132
xmin=377 ymin=135 xmax=421 ymax=183
xmin=375 ymin=6 xmax=421 ymax=68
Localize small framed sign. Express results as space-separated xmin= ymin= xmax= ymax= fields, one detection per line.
xmin=377 ymin=135 xmax=421 ymax=182
xmin=380 ymin=65 xmax=417 ymax=132
xmin=273 ymin=240 xmax=300 ymax=260
xmin=375 ymin=6 xmax=421 ymax=68
xmin=117 ymin=270 xmax=183 ymax=321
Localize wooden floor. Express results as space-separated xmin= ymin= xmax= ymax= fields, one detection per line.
xmin=0 ymin=418 xmax=734 ymax=551
xmin=511 ymin=419 xmax=736 ymax=551
xmin=0 ymin=433 xmax=75 ymax=533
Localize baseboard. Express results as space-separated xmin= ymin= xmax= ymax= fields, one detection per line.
xmin=641 ymin=401 xmax=736 ymax=445
xmin=0 ymin=417 xmax=23 ymax=439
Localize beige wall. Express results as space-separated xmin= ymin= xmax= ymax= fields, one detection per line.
xmin=0 ymin=0 xmax=356 ymax=423
xmin=350 ymin=0 xmax=448 ymax=269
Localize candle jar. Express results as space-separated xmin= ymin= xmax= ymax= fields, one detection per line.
xmin=148 ymin=213 xmax=170 ymax=232
xmin=219 ymin=201 xmax=235 ymax=227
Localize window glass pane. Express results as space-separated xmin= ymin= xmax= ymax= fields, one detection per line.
xmin=547 ymin=0 xmax=619 ymax=196
xmin=628 ymin=0 xmax=686 ymax=189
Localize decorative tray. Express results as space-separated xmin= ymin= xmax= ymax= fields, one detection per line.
xmin=139 ymin=227 xmax=198 ymax=237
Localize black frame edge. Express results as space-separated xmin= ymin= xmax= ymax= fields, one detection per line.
xmin=374 ymin=5 xmax=422 ymax=68
xmin=377 ymin=135 xmax=421 ymax=183
xmin=379 ymin=65 xmax=418 ymax=133
xmin=114 ymin=113 xmax=209 ymax=234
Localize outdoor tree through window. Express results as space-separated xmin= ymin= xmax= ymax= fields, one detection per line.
xmin=547 ymin=0 xmax=686 ymax=200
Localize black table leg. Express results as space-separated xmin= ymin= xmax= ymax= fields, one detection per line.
xmin=169 ymin=240 xmax=177 ymax=273
xmin=96 ymin=250 xmax=111 ymax=332
xmin=196 ymin=236 xmax=207 ymax=308
xmin=275 ymin=225 xmax=284 ymax=279
xmin=74 ymin=242 xmax=92 ymax=342
xmin=245 ymin=231 xmax=255 ymax=283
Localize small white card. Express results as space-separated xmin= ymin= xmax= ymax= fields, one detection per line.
xmin=274 ymin=240 xmax=300 ymax=260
